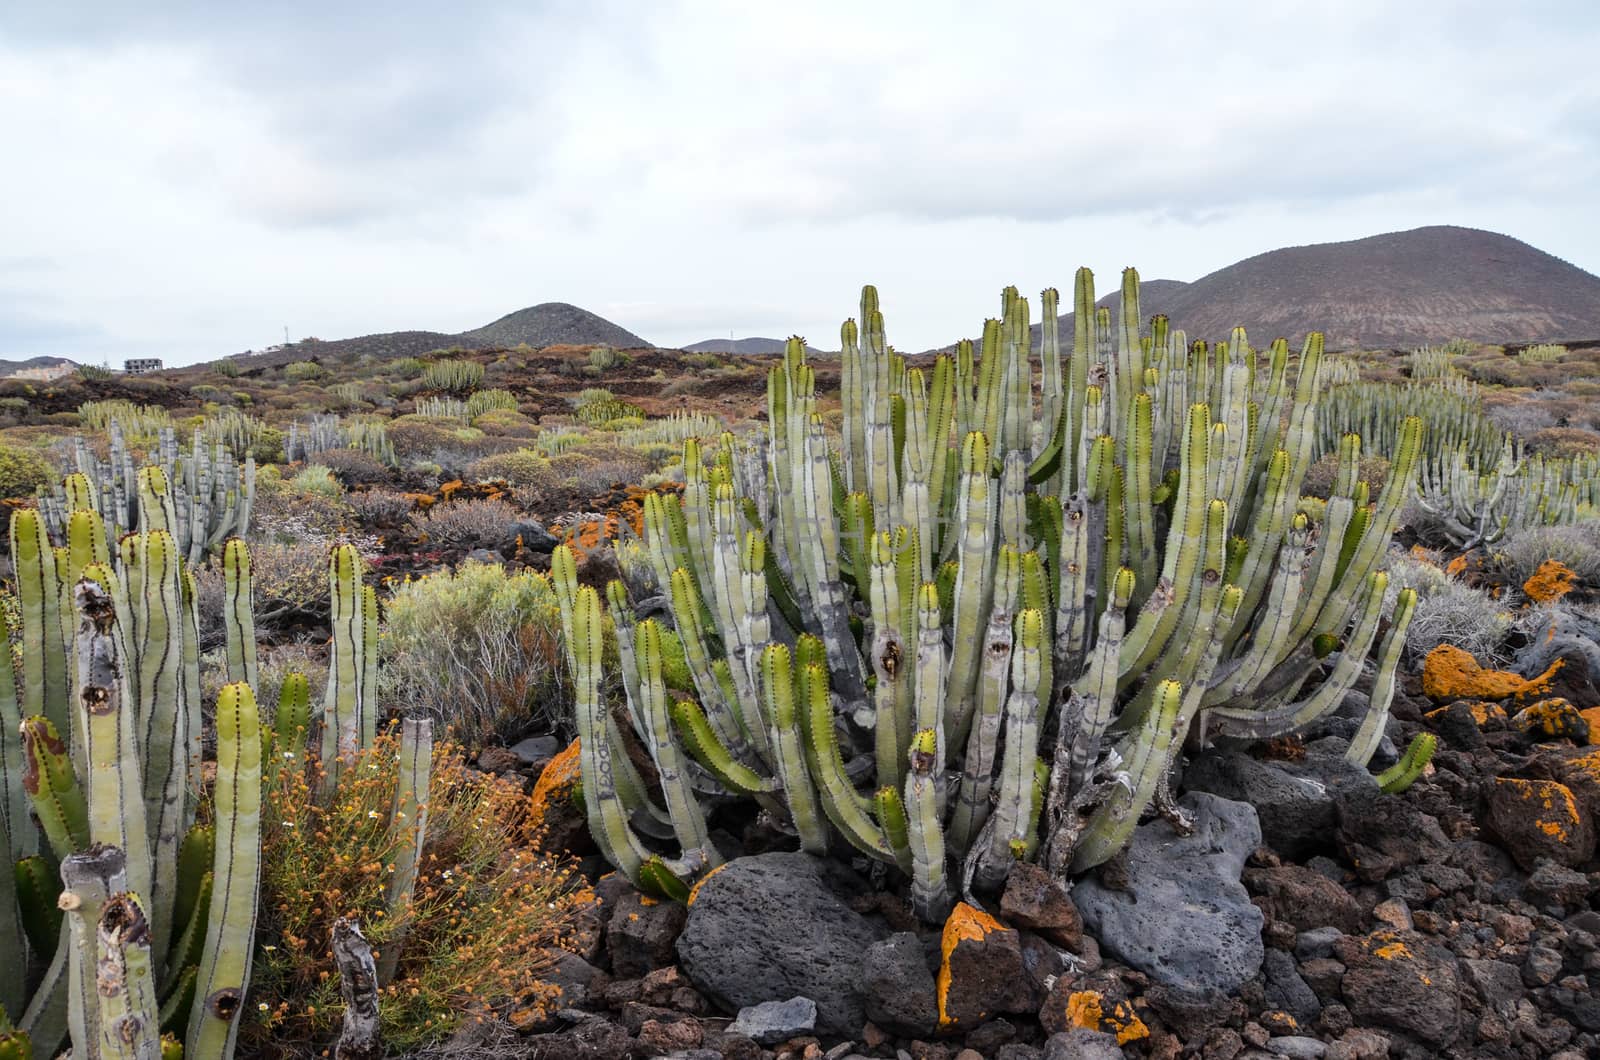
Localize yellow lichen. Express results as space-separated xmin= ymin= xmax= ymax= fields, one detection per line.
xmin=685 ymin=862 xmax=728 ymax=907
xmin=1064 ymin=990 xmax=1150 ymax=1045
xmin=936 ymin=902 xmax=1004 ymax=1028
xmin=1424 ymin=701 xmax=1507 ymax=728
xmin=526 ymin=738 xmax=581 ymax=834
xmin=1523 ymin=559 xmax=1577 ymax=603
xmin=1495 ymin=777 xmax=1581 ymax=845
xmin=1421 ymin=645 xmax=1561 ymax=702
xmin=1581 ymin=708 xmax=1600 ymax=745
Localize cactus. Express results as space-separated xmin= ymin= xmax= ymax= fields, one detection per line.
xmin=0 ymin=505 xmax=268 ymax=1059
xmin=1414 ymin=439 xmax=1598 ymax=549
xmin=1376 ymin=733 xmax=1437 ymax=794
xmin=555 ymin=273 xmax=1426 ymax=906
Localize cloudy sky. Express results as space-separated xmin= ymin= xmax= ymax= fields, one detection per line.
xmin=2 ymin=1 xmax=1597 ymax=364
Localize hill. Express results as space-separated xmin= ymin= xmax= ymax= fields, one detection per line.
xmin=949 ymin=226 xmax=1600 ymax=352
xmin=0 ymin=355 xmax=77 ymax=373
xmin=683 ymin=337 xmax=793 ymax=355
xmin=226 ymin=303 xmax=652 ymax=369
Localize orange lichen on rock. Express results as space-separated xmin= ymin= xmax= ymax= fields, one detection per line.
xmin=1064 ymin=991 xmax=1150 ymax=1045
xmin=1523 ymin=559 xmax=1578 ymax=603
xmin=526 ymin=738 xmax=581 ymax=833
xmin=1580 ymin=707 xmax=1600 ymax=745
xmin=1496 ymin=778 xmax=1580 ymax=843
xmin=439 ymin=478 xmax=464 ymax=501
xmin=1420 ymin=644 xmax=1561 ymax=703
xmin=686 ymin=862 xmax=727 ymax=907
xmin=1445 ymin=554 xmax=1469 ymax=577
xmin=936 ymin=902 xmax=1005 ymax=1029
xmin=1511 ymin=698 xmax=1591 ymax=743
xmin=1425 ymin=701 xmax=1508 ymax=728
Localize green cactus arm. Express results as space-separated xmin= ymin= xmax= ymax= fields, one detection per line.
xmin=166 ymin=869 xmax=213 ymax=979
xmin=1123 ymin=392 xmax=1159 ymax=596
xmin=185 ymin=681 xmax=262 ymax=1060
xmin=19 ymin=716 xmax=89 ymax=860
xmin=1203 ymin=518 xmax=1312 ymax=706
xmin=666 ymin=567 xmax=766 ymax=766
xmin=903 ymin=729 xmax=950 ymax=922
xmin=868 ymin=531 xmax=911 ymax=793
xmin=95 ymin=893 xmax=161 ymax=1060
xmin=360 ymin=585 xmax=379 ymax=752
xmin=273 ymin=673 xmax=310 ymax=758
xmin=984 ymin=609 xmax=1043 ymax=880
xmin=1376 ymin=733 xmax=1436 ymax=794
xmin=60 ymin=844 xmax=128 ymax=1059
xmin=565 ymin=584 xmax=649 ymax=885
xmin=943 ymin=432 xmax=997 ymax=745
xmin=1063 ymin=568 xmax=1134 ymax=791
xmin=319 ymin=544 xmax=364 ymax=794
xmin=157 ymin=968 xmax=196 ymax=1042
xmin=1070 ymin=679 xmax=1185 ymax=872
xmin=924 ymin=355 xmax=957 ymax=544
xmin=634 ymin=620 xmax=718 ymax=868
xmin=669 ymin=699 xmax=776 ymax=794
xmin=1118 ymin=403 xmax=1211 ymax=681
xmin=761 ymin=643 xmax=828 ymax=854
xmin=801 ymin=662 xmax=893 ymax=862
xmin=873 ymin=786 xmax=913 ymax=874
xmin=377 ymin=716 xmax=434 ymax=986
xmin=11 ymin=509 xmax=70 ymax=741
xmin=177 ymin=568 xmax=203 ymax=802
xmin=74 ymin=577 xmax=155 ymax=930
xmin=14 ymin=855 xmax=62 ymax=962
xmin=1347 ymin=588 xmax=1418 ymax=767
xmin=947 ymin=596 xmax=1016 ymax=858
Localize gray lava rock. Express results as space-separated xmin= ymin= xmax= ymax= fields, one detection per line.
xmin=1335 ymin=930 xmax=1460 ymax=1047
xmin=860 ymin=932 xmax=938 ymax=1036
xmin=1271 ymin=1036 xmax=1329 ymax=1059
xmin=1185 ymin=745 xmax=1374 ymax=859
xmin=511 ymin=520 xmax=560 ymax=553
xmin=1459 ymin=957 xmax=1524 ymax=1021
xmin=510 ymin=733 xmax=562 ymax=767
xmin=1263 ymin=948 xmax=1321 ymax=1026
xmin=1042 ymin=1028 xmax=1126 ymax=1059
xmin=607 ymin=888 xmax=688 ymax=978
xmin=727 ymin=996 xmax=818 ymax=1045
xmin=1295 ymin=927 xmax=1344 ymax=962
xmin=1074 ymin=792 xmax=1264 ymax=997
xmin=676 ymin=852 xmax=887 ymax=1035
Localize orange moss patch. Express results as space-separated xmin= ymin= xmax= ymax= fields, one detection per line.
xmin=936 ymin=902 xmax=1005 ymax=1029
xmin=526 ymin=738 xmax=581 ymax=834
xmin=1424 ymin=701 xmax=1508 ymax=728
xmin=1523 ymin=559 xmax=1578 ymax=603
xmin=439 ymin=479 xmax=464 ymax=501
xmin=1064 ymin=991 xmax=1150 ymax=1045
xmin=1445 ymin=554 xmax=1469 ymax=577
xmin=1494 ymin=777 xmax=1581 ymax=844
xmin=1420 ymin=645 xmax=1561 ymax=703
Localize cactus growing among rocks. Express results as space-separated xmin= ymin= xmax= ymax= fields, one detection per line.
xmin=558 ymin=270 xmax=1425 ymax=913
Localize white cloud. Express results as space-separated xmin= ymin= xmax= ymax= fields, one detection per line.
xmin=0 ymin=0 xmax=1597 ymax=360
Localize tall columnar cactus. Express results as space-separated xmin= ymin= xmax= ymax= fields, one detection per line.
xmin=319 ymin=543 xmax=371 ymax=796
xmin=1414 ymin=439 xmax=1598 ymax=549
xmin=39 ymin=424 xmax=255 ymax=565
xmin=567 ymin=271 xmax=1425 ymax=910
xmin=0 ymin=502 xmax=266 ymax=1059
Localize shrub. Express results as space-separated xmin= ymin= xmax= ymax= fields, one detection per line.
xmin=415 ymin=396 xmax=469 ymax=421
xmin=465 ymin=448 xmax=555 ymax=487
xmin=1525 ymin=427 xmax=1600 ymax=458
xmin=408 ymin=496 xmax=521 ymax=551
xmin=348 ymin=488 xmax=416 ymax=530
xmin=1384 ymin=548 xmax=1515 ymax=663
xmin=252 ymin=475 xmax=353 ymax=540
xmin=291 ymin=464 xmax=344 ymax=498
xmin=390 ymin=356 xmax=426 ymax=379
xmin=1495 ymin=523 xmax=1600 ymax=587
xmin=381 ymin=561 xmax=573 ymax=741
xmin=1299 ymin=452 xmax=1390 ymax=500
xmin=285 ymin=360 xmax=327 ymax=381
xmin=247 ymin=732 xmax=591 ymax=1053
xmin=388 ymin=417 xmax=459 ymax=460
xmin=472 ymin=408 xmax=538 ymax=438
xmin=326 ymin=381 xmax=369 ymax=408
xmin=0 ymin=443 xmax=56 ymax=499
xmin=587 ymin=346 xmax=629 ymax=372
xmin=195 ymin=542 xmax=329 ymax=647
xmin=77 ymin=363 xmax=113 ymax=382
xmin=316 ymin=446 xmax=388 ymax=486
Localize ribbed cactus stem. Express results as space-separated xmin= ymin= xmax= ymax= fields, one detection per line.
xmin=319 ymin=544 xmax=365 ymax=795
xmin=903 ymin=729 xmax=949 ymax=922
xmin=185 ymin=682 xmax=261 ymax=1059
xmin=1071 ymin=679 xmax=1184 ymax=872
xmin=377 ymin=717 xmax=433 ymax=986
xmin=222 ymin=540 xmax=257 ymax=692
xmin=95 ymin=893 xmax=160 ymax=1060
xmin=19 ymin=717 xmax=88 ymax=861
xmin=1376 ymin=733 xmax=1436 ymax=794
xmin=634 ymin=620 xmax=718 ymax=867
xmin=762 ymin=643 xmax=828 ymax=854
xmin=61 ymin=844 xmax=128 ymax=1059
xmin=1347 ymin=588 xmax=1418 ymax=768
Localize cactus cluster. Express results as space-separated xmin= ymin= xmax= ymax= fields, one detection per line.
xmin=421 ymin=359 xmax=484 ymax=393
xmin=285 ymin=414 xmax=398 ymax=467
xmin=1318 ymin=378 xmax=1502 ymax=468
xmin=40 ymin=424 xmax=255 ymax=566
xmin=558 ymin=271 xmax=1422 ymax=918
xmin=1 ymin=478 xmax=425 ymax=1056
xmin=1415 ymin=440 xmax=1600 ymax=549
xmin=1516 ymin=342 xmax=1567 ymax=364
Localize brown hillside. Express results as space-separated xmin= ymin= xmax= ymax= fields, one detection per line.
xmin=972 ymin=226 xmax=1600 ymax=352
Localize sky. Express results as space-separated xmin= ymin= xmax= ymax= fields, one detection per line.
xmin=2 ymin=1 xmax=1598 ymax=365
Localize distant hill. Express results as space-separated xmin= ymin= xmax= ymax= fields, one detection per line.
xmin=0 ymin=355 xmax=77 ymax=373
xmin=683 ymin=337 xmax=792 ymax=355
xmin=947 ymin=226 xmax=1600 ymax=352
xmin=226 ymin=302 xmax=652 ymax=369
xmin=458 ymin=302 xmax=649 ymax=350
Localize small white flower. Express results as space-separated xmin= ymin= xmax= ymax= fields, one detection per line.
xmin=367 ymin=810 xmax=381 ymax=819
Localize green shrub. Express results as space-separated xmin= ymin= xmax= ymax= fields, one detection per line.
xmin=285 ymin=360 xmax=327 ymax=381
xmin=291 ymin=464 xmax=344 ymax=498
xmin=466 ymin=388 xmax=519 ymax=419
xmin=381 ymin=561 xmax=572 ymax=741
xmin=0 ymin=443 xmax=56 ymax=499
xmin=587 ymin=345 xmax=629 ymax=371
xmin=77 ymin=364 xmax=112 ymax=382
xmin=214 ymin=357 xmax=241 ymax=377
xmin=389 ymin=356 xmax=426 ymax=379
xmin=466 ymin=448 xmax=554 ymax=486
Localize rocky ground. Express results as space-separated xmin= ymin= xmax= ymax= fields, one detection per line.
xmin=454 ymin=646 xmax=1600 ymax=1060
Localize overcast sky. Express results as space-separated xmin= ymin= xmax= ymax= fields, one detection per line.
xmin=2 ymin=1 xmax=1597 ymax=365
